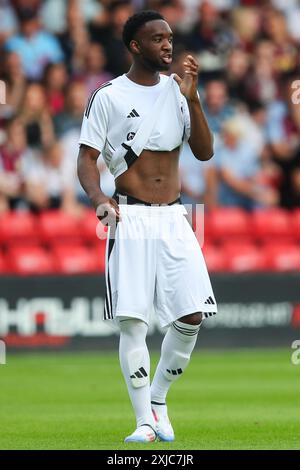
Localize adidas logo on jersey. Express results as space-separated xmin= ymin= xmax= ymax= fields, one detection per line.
xmin=127 ymin=109 xmax=140 ymax=118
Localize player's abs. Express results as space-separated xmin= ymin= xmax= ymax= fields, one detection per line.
xmin=115 ymin=148 xmax=181 ymax=204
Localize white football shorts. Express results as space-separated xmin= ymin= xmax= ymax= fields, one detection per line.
xmin=104 ymin=195 xmax=217 ymax=328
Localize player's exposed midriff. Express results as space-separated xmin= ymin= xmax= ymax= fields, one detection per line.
xmin=115 ymin=147 xmax=181 ymax=204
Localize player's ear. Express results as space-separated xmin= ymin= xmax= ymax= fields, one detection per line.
xmin=130 ymin=40 xmax=140 ymax=55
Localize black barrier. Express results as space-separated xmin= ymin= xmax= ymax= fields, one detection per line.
xmin=0 ymin=273 xmax=300 ymax=350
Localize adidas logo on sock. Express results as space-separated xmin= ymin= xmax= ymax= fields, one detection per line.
xmin=204 ymin=296 xmax=215 ymax=305
xmin=130 ymin=367 xmax=148 ymax=379
xmin=204 ymin=311 xmax=216 ymax=318
xmin=127 ymin=109 xmax=140 ymax=118
xmin=166 ymin=368 xmax=183 ymax=376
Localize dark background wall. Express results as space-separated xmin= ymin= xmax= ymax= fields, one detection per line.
xmin=0 ymin=273 xmax=299 ymax=350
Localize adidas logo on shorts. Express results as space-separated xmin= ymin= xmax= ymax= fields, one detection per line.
xmin=204 ymin=296 xmax=215 ymax=305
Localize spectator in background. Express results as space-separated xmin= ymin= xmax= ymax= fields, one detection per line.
xmin=245 ymin=40 xmax=279 ymax=105
xmin=286 ymin=154 xmax=300 ymax=208
xmin=217 ymin=117 xmax=278 ymax=210
xmin=179 ymin=0 xmax=237 ymax=32
xmin=78 ymin=43 xmax=114 ymax=96
xmin=230 ymin=6 xmax=261 ymax=53
xmin=0 ymin=51 xmax=27 ymax=119
xmin=18 ymin=83 xmax=55 ymax=149
xmin=277 ymin=1 xmax=300 ymax=43
xmin=245 ymin=100 xmax=270 ymax=159
xmin=179 ymin=141 xmax=214 ymax=208
xmin=236 ymin=99 xmax=281 ymax=199
xmin=0 ymin=0 xmax=18 ymax=46
xmin=58 ymin=0 xmax=90 ymax=74
xmin=0 ymin=117 xmax=27 ymax=212
xmin=41 ymin=0 xmax=103 ymax=36
xmin=43 ymin=63 xmax=68 ymax=116
xmin=21 ymin=141 xmax=83 ymax=215
xmin=155 ymin=0 xmax=186 ymax=46
xmin=5 ymin=7 xmax=64 ymax=80
xmin=266 ymin=74 xmax=300 ymax=208
xmin=54 ymin=81 xmax=87 ymax=137
xmin=89 ymin=0 xmax=134 ymax=77
xmin=184 ymin=1 xmax=236 ymax=75
xmin=202 ymin=80 xmax=235 ymax=135
xmin=13 ymin=0 xmax=41 ymax=10
xmin=263 ymin=8 xmax=297 ymax=74
xmin=225 ymin=48 xmax=250 ymax=103
xmin=266 ymin=74 xmax=300 ymax=161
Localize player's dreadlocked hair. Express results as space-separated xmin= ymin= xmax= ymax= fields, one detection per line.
xmin=122 ymin=10 xmax=165 ymax=51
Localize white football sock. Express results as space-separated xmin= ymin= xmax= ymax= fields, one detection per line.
xmin=118 ymin=318 xmax=155 ymax=429
xmin=151 ymin=320 xmax=201 ymax=405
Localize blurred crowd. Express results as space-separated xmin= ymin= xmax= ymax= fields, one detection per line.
xmin=1 ymin=0 xmax=300 ymax=215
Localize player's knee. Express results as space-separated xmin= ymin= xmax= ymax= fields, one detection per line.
xmin=179 ymin=312 xmax=202 ymax=325
xmin=118 ymin=317 xmax=148 ymax=337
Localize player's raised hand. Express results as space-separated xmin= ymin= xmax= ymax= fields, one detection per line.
xmin=173 ymin=55 xmax=199 ymax=102
xmin=96 ymin=196 xmax=121 ymax=226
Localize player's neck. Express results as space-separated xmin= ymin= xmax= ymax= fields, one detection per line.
xmin=126 ymin=64 xmax=160 ymax=87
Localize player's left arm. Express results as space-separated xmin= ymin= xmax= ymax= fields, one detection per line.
xmin=173 ymin=55 xmax=213 ymax=161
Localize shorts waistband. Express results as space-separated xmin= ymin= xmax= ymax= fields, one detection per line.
xmin=113 ymin=191 xmax=181 ymax=206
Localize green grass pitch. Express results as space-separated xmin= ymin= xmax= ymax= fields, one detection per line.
xmin=0 ymin=349 xmax=299 ymax=450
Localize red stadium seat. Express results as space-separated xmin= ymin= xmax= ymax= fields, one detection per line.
xmin=193 ymin=208 xmax=207 ymax=246
xmin=7 ymin=246 xmax=55 ymax=275
xmin=251 ymin=209 xmax=292 ymax=242
xmin=53 ymin=245 xmax=99 ymax=274
xmin=38 ymin=210 xmax=81 ymax=244
xmin=207 ymin=208 xmax=250 ymax=243
xmin=202 ymin=243 xmax=227 ymax=272
xmin=291 ymin=209 xmax=300 ymax=242
xmin=80 ymin=209 xmax=107 ymax=244
xmin=0 ymin=211 xmax=38 ymax=245
xmin=0 ymin=252 xmax=8 ymax=273
xmin=263 ymin=243 xmax=300 ymax=271
xmin=93 ymin=240 xmax=106 ymax=273
xmin=203 ymin=212 xmax=211 ymax=245
xmin=223 ymin=242 xmax=266 ymax=272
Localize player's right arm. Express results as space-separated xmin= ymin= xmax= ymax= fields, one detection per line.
xmin=77 ymin=84 xmax=120 ymax=224
xmin=77 ymin=144 xmax=120 ymax=223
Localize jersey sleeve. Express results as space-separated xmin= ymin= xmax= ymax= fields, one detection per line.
xmin=79 ymin=90 xmax=109 ymax=153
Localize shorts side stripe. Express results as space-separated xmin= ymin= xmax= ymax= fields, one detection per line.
xmin=104 ymin=226 xmax=117 ymax=320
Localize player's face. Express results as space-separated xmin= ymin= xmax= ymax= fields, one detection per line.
xmin=134 ymin=20 xmax=173 ymax=72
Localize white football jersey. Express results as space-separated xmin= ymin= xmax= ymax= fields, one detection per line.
xmin=79 ymin=74 xmax=191 ymax=178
